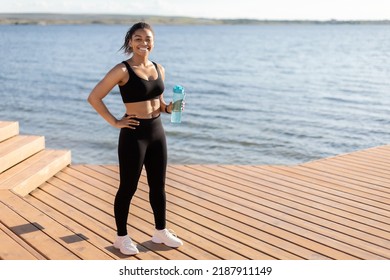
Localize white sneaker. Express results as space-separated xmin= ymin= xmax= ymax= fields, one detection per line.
xmin=113 ymin=235 xmax=139 ymax=255
xmin=152 ymin=229 xmax=183 ymax=247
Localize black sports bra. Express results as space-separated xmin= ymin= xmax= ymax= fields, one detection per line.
xmin=119 ymin=61 xmax=164 ymax=103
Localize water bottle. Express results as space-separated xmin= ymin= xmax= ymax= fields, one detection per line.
xmin=171 ymin=85 xmax=185 ymax=123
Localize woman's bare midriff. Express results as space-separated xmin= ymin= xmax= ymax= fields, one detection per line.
xmin=124 ymin=98 xmax=161 ymax=119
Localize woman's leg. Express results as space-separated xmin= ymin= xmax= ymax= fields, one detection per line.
xmin=143 ymin=120 xmax=167 ymax=230
xmin=114 ymin=128 xmax=146 ymax=236
xmin=143 ymin=117 xmax=183 ymax=248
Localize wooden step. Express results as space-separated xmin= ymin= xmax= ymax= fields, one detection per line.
xmin=0 ymin=149 xmax=71 ymax=196
xmin=0 ymin=121 xmax=19 ymax=142
xmin=0 ymin=135 xmax=45 ymax=173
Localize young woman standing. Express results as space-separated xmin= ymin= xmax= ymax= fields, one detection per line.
xmin=88 ymin=22 xmax=183 ymax=255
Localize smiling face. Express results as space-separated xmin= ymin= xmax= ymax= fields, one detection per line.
xmin=129 ymin=28 xmax=154 ymax=57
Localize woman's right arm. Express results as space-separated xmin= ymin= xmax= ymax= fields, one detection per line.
xmin=87 ymin=64 xmax=139 ymax=129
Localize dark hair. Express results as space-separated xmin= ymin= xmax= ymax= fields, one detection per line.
xmin=120 ymin=22 xmax=154 ymax=55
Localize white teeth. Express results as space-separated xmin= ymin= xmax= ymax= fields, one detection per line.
xmin=139 ymin=48 xmax=148 ymax=51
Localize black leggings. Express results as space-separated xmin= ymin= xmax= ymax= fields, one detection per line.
xmin=114 ymin=115 xmax=167 ymax=236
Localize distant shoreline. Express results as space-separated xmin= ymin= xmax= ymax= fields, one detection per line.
xmin=1 ymin=13 xmax=389 ymax=25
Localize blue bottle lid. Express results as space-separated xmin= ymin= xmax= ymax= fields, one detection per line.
xmin=173 ymin=85 xmax=184 ymax=93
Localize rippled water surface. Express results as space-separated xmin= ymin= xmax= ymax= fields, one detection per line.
xmin=1 ymin=24 xmax=389 ymax=165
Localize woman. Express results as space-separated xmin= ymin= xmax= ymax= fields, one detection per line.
xmin=87 ymin=22 xmax=183 ymax=255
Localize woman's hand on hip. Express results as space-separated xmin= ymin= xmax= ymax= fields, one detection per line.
xmin=115 ymin=114 xmax=140 ymax=129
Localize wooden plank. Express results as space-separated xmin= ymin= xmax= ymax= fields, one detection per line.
xmin=0 ymin=135 xmax=45 ymax=173
xmin=328 ymin=146 xmax=390 ymax=163
xmin=240 ymin=165 xmax=390 ymax=223
xmin=135 ymin=183 xmax=270 ymax=259
xmin=315 ymin=157 xmax=390 ymax=182
xmin=126 ymin=165 xmax=357 ymax=259
xmin=313 ymin=155 xmax=390 ymax=179
xmin=232 ymin=165 xmax=390 ymax=222
xmin=51 ymin=168 xmax=221 ymax=260
xmin=291 ymin=164 xmax=390 ymax=196
xmin=300 ymin=160 xmax=390 ymax=187
xmin=0 ymin=193 xmax=79 ymax=260
xmin=165 ymin=165 xmax=387 ymax=259
xmin=162 ymin=166 xmax=359 ymax=259
xmin=187 ymin=165 xmax=390 ymax=245
xmin=36 ymin=177 xmax=165 ymax=260
xmin=61 ymin=166 xmax=209 ymax=260
xmin=284 ymin=164 xmax=390 ymax=198
xmin=151 ymin=190 xmax=282 ymax=259
xmin=0 ymin=150 xmax=52 ymax=186
xmin=79 ymin=165 xmax=284 ymax=259
xmin=27 ymin=188 xmax=159 ymax=260
xmin=0 ymin=221 xmax=42 ymax=260
xmin=340 ymin=151 xmax=390 ymax=167
xmin=43 ymin=175 xmax=193 ymax=260
xmin=0 ymin=229 xmax=37 ymax=260
xmin=0 ymin=190 xmax=111 ymax=260
xmin=357 ymin=147 xmax=390 ymax=162
xmin=0 ymin=135 xmax=43 ymax=158
xmin=10 ymin=150 xmax=71 ymax=196
xmin=277 ymin=162 xmax=390 ymax=200
xmin=95 ymin=165 xmax=324 ymax=259
xmin=2 ymin=144 xmax=390 ymax=260
xmin=254 ymin=165 xmax=390 ymax=234
xmin=0 ymin=121 xmax=19 ymax=142
xmin=66 ymin=165 xmax=253 ymax=259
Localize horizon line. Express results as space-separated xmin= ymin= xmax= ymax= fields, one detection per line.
xmin=0 ymin=12 xmax=389 ymax=22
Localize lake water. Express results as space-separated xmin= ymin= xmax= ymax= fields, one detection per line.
xmin=0 ymin=23 xmax=389 ymax=165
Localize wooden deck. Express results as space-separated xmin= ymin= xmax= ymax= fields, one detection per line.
xmin=1 ymin=145 xmax=390 ymax=260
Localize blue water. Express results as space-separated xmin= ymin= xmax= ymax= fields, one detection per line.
xmin=1 ymin=24 xmax=390 ymax=165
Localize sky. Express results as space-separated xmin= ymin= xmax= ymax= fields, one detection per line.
xmin=1 ymin=0 xmax=389 ymax=20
